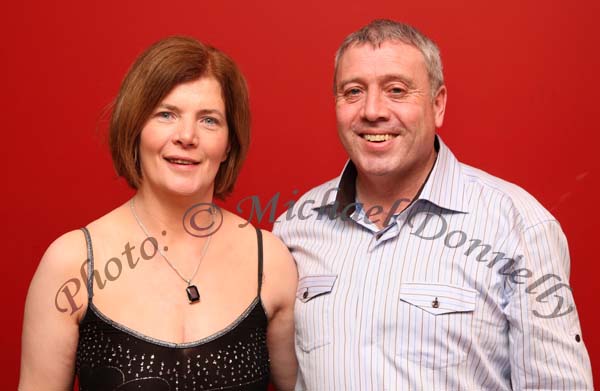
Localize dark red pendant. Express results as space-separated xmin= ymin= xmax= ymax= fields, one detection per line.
xmin=186 ymin=285 xmax=200 ymax=303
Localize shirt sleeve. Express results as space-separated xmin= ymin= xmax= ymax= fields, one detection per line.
xmin=503 ymin=220 xmax=593 ymax=390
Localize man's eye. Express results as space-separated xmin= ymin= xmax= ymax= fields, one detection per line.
xmin=389 ymin=87 xmax=405 ymax=94
xmin=342 ymin=88 xmax=363 ymax=100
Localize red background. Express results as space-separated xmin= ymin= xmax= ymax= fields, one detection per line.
xmin=2 ymin=0 xmax=598 ymax=388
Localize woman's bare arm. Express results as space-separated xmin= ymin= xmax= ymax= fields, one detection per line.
xmin=19 ymin=230 xmax=88 ymax=391
xmin=260 ymin=230 xmax=298 ymax=391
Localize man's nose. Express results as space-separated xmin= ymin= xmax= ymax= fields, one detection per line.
xmin=361 ymin=91 xmax=390 ymax=122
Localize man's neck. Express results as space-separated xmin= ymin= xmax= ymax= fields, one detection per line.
xmin=355 ymin=151 xmax=437 ymax=228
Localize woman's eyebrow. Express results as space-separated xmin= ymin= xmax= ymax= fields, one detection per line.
xmin=156 ymin=103 xmax=180 ymax=112
xmin=196 ymin=109 xmax=225 ymax=118
xmin=156 ymin=104 xmax=225 ymax=118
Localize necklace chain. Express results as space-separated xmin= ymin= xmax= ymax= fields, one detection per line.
xmin=129 ymin=198 xmax=213 ymax=286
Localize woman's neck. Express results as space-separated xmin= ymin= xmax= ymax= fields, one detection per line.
xmin=132 ymin=186 xmax=215 ymax=240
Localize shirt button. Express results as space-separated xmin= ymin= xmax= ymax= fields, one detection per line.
xmin=303 ymin=289 xmax=309 ymax=299
xmin=432 ymin=297 xmax=439 ymax=308
xmin=575 ymin=334 xmax=581 ymax=342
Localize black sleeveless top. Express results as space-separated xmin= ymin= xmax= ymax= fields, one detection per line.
xmin=75 ymin=227 xmax=270 ymax=391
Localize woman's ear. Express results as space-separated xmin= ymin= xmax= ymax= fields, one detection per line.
xmin=221 ymin=144 xmax=231 ymax=163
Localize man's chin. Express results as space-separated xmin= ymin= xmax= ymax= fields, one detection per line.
xmin=354 ymin=158 xmax=403 ymax=178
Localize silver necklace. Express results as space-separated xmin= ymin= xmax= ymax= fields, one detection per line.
xmin=130 ymin=198 xmax=213 ymax=304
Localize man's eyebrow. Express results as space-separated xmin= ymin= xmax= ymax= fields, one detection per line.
xmin=336 ymin=77 xmax=364 ymax=91
xmin=338 ymin=77 xmax=362 ymax=86
xmin=337 ymin=74 xmax=415 ymax=90
xmin=380 ymin=74 xmax=415 ymax=89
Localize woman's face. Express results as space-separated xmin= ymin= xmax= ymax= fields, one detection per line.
xmin=138 ymin=77 xmax=229 ymax=199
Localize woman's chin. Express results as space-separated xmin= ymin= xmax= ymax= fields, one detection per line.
xmin=139 ymin=179 xmax=215 ymax=200
xmin=172 ymin=187 xmax=211 ymax=198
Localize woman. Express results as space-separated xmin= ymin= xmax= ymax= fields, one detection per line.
xmin=19 ymin=37 xmax=298 ymax=390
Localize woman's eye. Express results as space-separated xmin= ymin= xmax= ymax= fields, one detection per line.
xmin=202 ymin=117 xmax=219 ymax=126
xmin=157 ymin=111 xmax=174 ymax=120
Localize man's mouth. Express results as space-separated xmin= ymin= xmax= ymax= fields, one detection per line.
xmin=361 ymin=134 xmax=397 ymax=143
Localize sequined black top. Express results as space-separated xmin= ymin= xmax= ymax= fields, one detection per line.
xmin=75 ymin=227 xmax=270 ymax=391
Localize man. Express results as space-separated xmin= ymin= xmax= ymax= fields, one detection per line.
xmin=273 ymin=19 xmax=593 ymax=390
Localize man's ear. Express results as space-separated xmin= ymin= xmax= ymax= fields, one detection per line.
xmin=433 ymin=85 xmax=447 ymax=128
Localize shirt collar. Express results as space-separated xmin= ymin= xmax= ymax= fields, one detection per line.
xmin=314 ymin=135 xmax=469 ymax=215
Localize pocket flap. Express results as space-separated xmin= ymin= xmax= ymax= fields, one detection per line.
xmin=297 ymin=275 xmax=337 ymax=303
xmin=399 ymin=282 xmax=478 ymax=315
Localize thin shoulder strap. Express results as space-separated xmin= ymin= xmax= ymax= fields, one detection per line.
xmin=255 ymin=227 xmax=264 ymax=297
xmin=80 ymin=227 xmax=95 ymax=300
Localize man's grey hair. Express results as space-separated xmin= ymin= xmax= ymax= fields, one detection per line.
xmin=334 ymin=19 xmax=444 ymax=96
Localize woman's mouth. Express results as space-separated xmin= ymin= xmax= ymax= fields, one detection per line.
xmin=164 ymin=157 xmax=200 ymax=165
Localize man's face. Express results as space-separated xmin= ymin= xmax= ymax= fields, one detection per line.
xmin=335 ymin=41 xmax=446 ymax=183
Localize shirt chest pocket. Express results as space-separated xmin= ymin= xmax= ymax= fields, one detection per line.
xmin=294 ymin=274 xmax=337 ymax=352
xmin=398 ymin=282 xmax=478 ymax=369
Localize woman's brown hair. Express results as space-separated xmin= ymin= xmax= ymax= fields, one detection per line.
xmin=109 ymin=36 xmax=250 ymax=199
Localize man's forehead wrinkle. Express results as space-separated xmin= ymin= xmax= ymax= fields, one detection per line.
xmin=344 ymin=43 xmax=425 ymax=68
xmin=350 ymin=38 xmax=408 ymax=50
xmin=340 ymin=74 xmax=413 ymax=87
xmin=350 ymin=39 xmax=423 ymax=57
xmin=339 ymin=53 xmax=421 ymax=88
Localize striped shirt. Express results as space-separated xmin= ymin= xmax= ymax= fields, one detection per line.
xmin=273 ymin=136 xmax=593 ymax=390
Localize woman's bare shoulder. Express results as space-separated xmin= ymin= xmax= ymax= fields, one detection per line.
xmin=260 ymin=229 xmax=293 ymax=261
xmin=32 ymin=202 xmax=129 ymax=318
xmin=219 ymin=207 xmax=293 ymax=261
xmin=40 ymin=229 xmax=88 ymax=274
xmin=42 ymin=202 xmax=127 ymax=269
xmin=24 ymin=228 xmax=89 ymax=326
xmin=85 ymin=200 xmax=129 ymax=235
xmin=258 ymin=229 xmax=297 ymax=317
